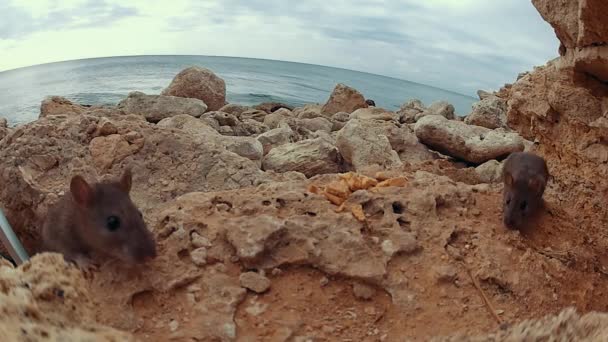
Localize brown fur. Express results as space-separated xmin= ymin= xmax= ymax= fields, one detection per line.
xmin=502 ymin=152 xmax=549 ymax=230
xmin=41 ymin=168 xmax=156 ymax=269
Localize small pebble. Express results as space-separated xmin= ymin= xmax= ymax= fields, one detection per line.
xmin=319 ymin=277 xmax=329 ymax=287
xmin=271 ymin=268 xmax=283 ymax=276
xmin=353 ymin=282 xmax=376 ymax=300
xmin=239 ymin=272 xmax=271 ymax=293
xmin=191 ymin=233 xmax=211 ymax=248
xmin=190 ymin=247 xmax=208 ymax=267
xmin=169 ymin=320 xmax=179 ymax=332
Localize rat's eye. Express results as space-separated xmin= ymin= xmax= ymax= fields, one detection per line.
xmin=520 ymin=201 xmax=527 ymax=211
xmin=106 ymin=215 xmax=121 ymax=231
xmin=506 ymin=198 xmax=511 ymax=205
xmin=138 ymin=210 xmax=143 ymax=218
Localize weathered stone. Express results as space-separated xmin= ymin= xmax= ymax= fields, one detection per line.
xmin=262 ymin=138 xmax=342 ymax=177
xmin=239 ymin=272 xmax=271 ymax=293
xmin=40 ymin=96 xmax=86 ymax=118
xmin=475 ymin=159 xmax=503 ymax=184
xmin=297 ymin=117 xmax=333 ymax=133
xmin=336 ymin=119 xmax=402 ymax=171
xmin=117 ymin=91 xmax=208 ymax=123
xmin=464 ymin=96 xmax=508 ymax=129
xmin=418 ymin=101 xmax=456 ymax=121
xmin=414 ymin=115 xmax=525 ymax=164
xmin=352 ymin=282 xmax=376 ymax=300
xmin=162 ymin=66 xmax=226 ymax=111
xmin=257 ymin=124 xmax=296 ymax=155
xmin=321 ymin=84 xmax=368 ymax=115
xmin=219 ymin=103 xmax=249 ymax=116
xmin=350 ymin=107 xmax=399 ymax=121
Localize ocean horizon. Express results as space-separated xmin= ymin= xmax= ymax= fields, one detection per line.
xmin=0 ymin=55 xmax=478 ymax=126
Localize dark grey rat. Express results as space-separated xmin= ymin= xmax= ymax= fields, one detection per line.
xmin=502 ymin=151 xmax=549 ymax=229
xmin=41 ymin=168 xmax=157 ymax=272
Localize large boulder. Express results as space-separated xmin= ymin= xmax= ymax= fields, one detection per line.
xmin=336 ymin=119 xmax=402 ymax=171
xmin=464 ymin=96 xmax=507 ymax=129
xmin=158 ymin=114 xmax=262 ymax=161
xmin=321 ymin=84 xmax=368 ymax=115
xmin=117 ymin=91 xmax=208 ymax=123
xmin=262 ymin=137 xmax=342 ymax=177
xmin=40 ymin=96 xmax=86 ymax=118
xmin=161 ymin=66 xmax=226 ymax=111
xmin=414 ymin=115 xmax=524 ymax=164
xmin=0 ymin=113 xmax=273 ymax=251
xmin=0 ymin=253 xmax=135 ymax=340
xmin=532 ymin=0 xmax=608 ymax=82
xmin=419 ymin=101 xmax=456 ymax=121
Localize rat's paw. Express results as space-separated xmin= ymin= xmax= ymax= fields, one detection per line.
xmin=72 ymin=256 xmax=99 ymax=278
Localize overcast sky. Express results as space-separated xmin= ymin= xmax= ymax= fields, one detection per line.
xmin=0 ymin=0 xmax=558 ymax=96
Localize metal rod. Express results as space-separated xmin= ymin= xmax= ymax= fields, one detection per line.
xmin=0 ymin=208 xmax=29 ymax=265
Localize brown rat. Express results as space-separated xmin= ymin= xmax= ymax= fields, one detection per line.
xmin=41 ymin=168 xmax=157 ymax=272
xmin=502 ymin=151 xmax=549 ymax=229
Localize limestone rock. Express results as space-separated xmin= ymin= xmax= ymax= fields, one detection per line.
xmin=201 ymin=111 xmax=239 ymax=127
xmin=352 ymin=282 xmax=376 ymax=300
xmin=157 ymin=114 xmax=220 ymax=138
xmin=262 ymin=138 xmax=342 ymax=177
xmin=532 ymin=0 xmax=608 ymax=81
xmin=264 ymin=108 xmax=295 ymax=129
xmin=0 ymin=117 xmax=8 ymax=128
xmin=293 ymin=104 xmax=323 ymax=118
xmin=331 ymin=112 xmax=350 ymax=122
xmin=240 ymin=109 xmax=267 ymax=122
xmin=234 ymin=119 xmax=269 ymax=136
xmin=239 ymin=272 xmax=271 ymax=293
xmin=257 ymin=124 xmax=296 ymax=155
xmin=397 ymin=99 xmax=426 ymax=123
xmin=464 ymin=96 xmax=508 ymax=129
xmin=0 ymin=253 xmax=135 ymax=341
xmin=117 ymin=91 xmax=208 ymax=123
xmin=40 ymin=96 xmax=86 ymax=118
xmin=477 ymin=90 xmax=493 ymax=100
xmin=161 ymin=66 xmax=226 ymax=111
xmin=297 ymin=117 xmax=333 ymax=133
xmin=254 ymin=102 xmax=293 ymax=113
xmin=419 ymin=101 xmax=456 ymax=120
xmin=336 ymin=119 xmax=402 ymax=171
xmin=414 ymin=115 xmax=524 ymax=164
xmin=475 ymin=159 xmax=503 ymax=184
xmin=219 ymin=103 xmax=249 ymax=116
xmin=350 ymin=107 xmax=399 ymax=121
xmin=321 ymin=84 xmax=368 ymax=115
xmin=220 ymin=136 xmax=264 ymax=161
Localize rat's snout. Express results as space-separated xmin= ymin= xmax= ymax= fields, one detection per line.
xmin=503 ymin=213 xmax=520 ymax=230
xmin=126 ymin=232 xmax=157 ymax=264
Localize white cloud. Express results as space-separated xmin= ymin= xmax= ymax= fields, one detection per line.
xmin=0 ymin=0 xmax=559 ymax=95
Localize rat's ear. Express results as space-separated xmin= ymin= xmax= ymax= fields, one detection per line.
xmin=504 ymin=173 xmax=513 ymax=186
xmin=528 ymin=176 xmax=546 ymax=193
xmin=118 ymin=168 xmax=132 ymax=193
xmin=70 ymin=176 xmax=93 ymax=207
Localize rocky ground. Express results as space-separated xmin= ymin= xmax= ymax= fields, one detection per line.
xmin=2 ymin=1 xmax=608 ymax=341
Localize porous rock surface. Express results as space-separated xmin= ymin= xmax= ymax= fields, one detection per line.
xmin=117 ymin=91 xmax=208 ymax=123
xmin=5 ymin=4 xmax=608 ymax=337
xmin=161 ymin=66 xmax=226 ymax=111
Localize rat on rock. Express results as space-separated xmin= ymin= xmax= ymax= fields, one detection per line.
xmin=501 ymin=151 xmax=549 ymax=230
xmin=40 ymin=168 xmax=157 ymax=273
